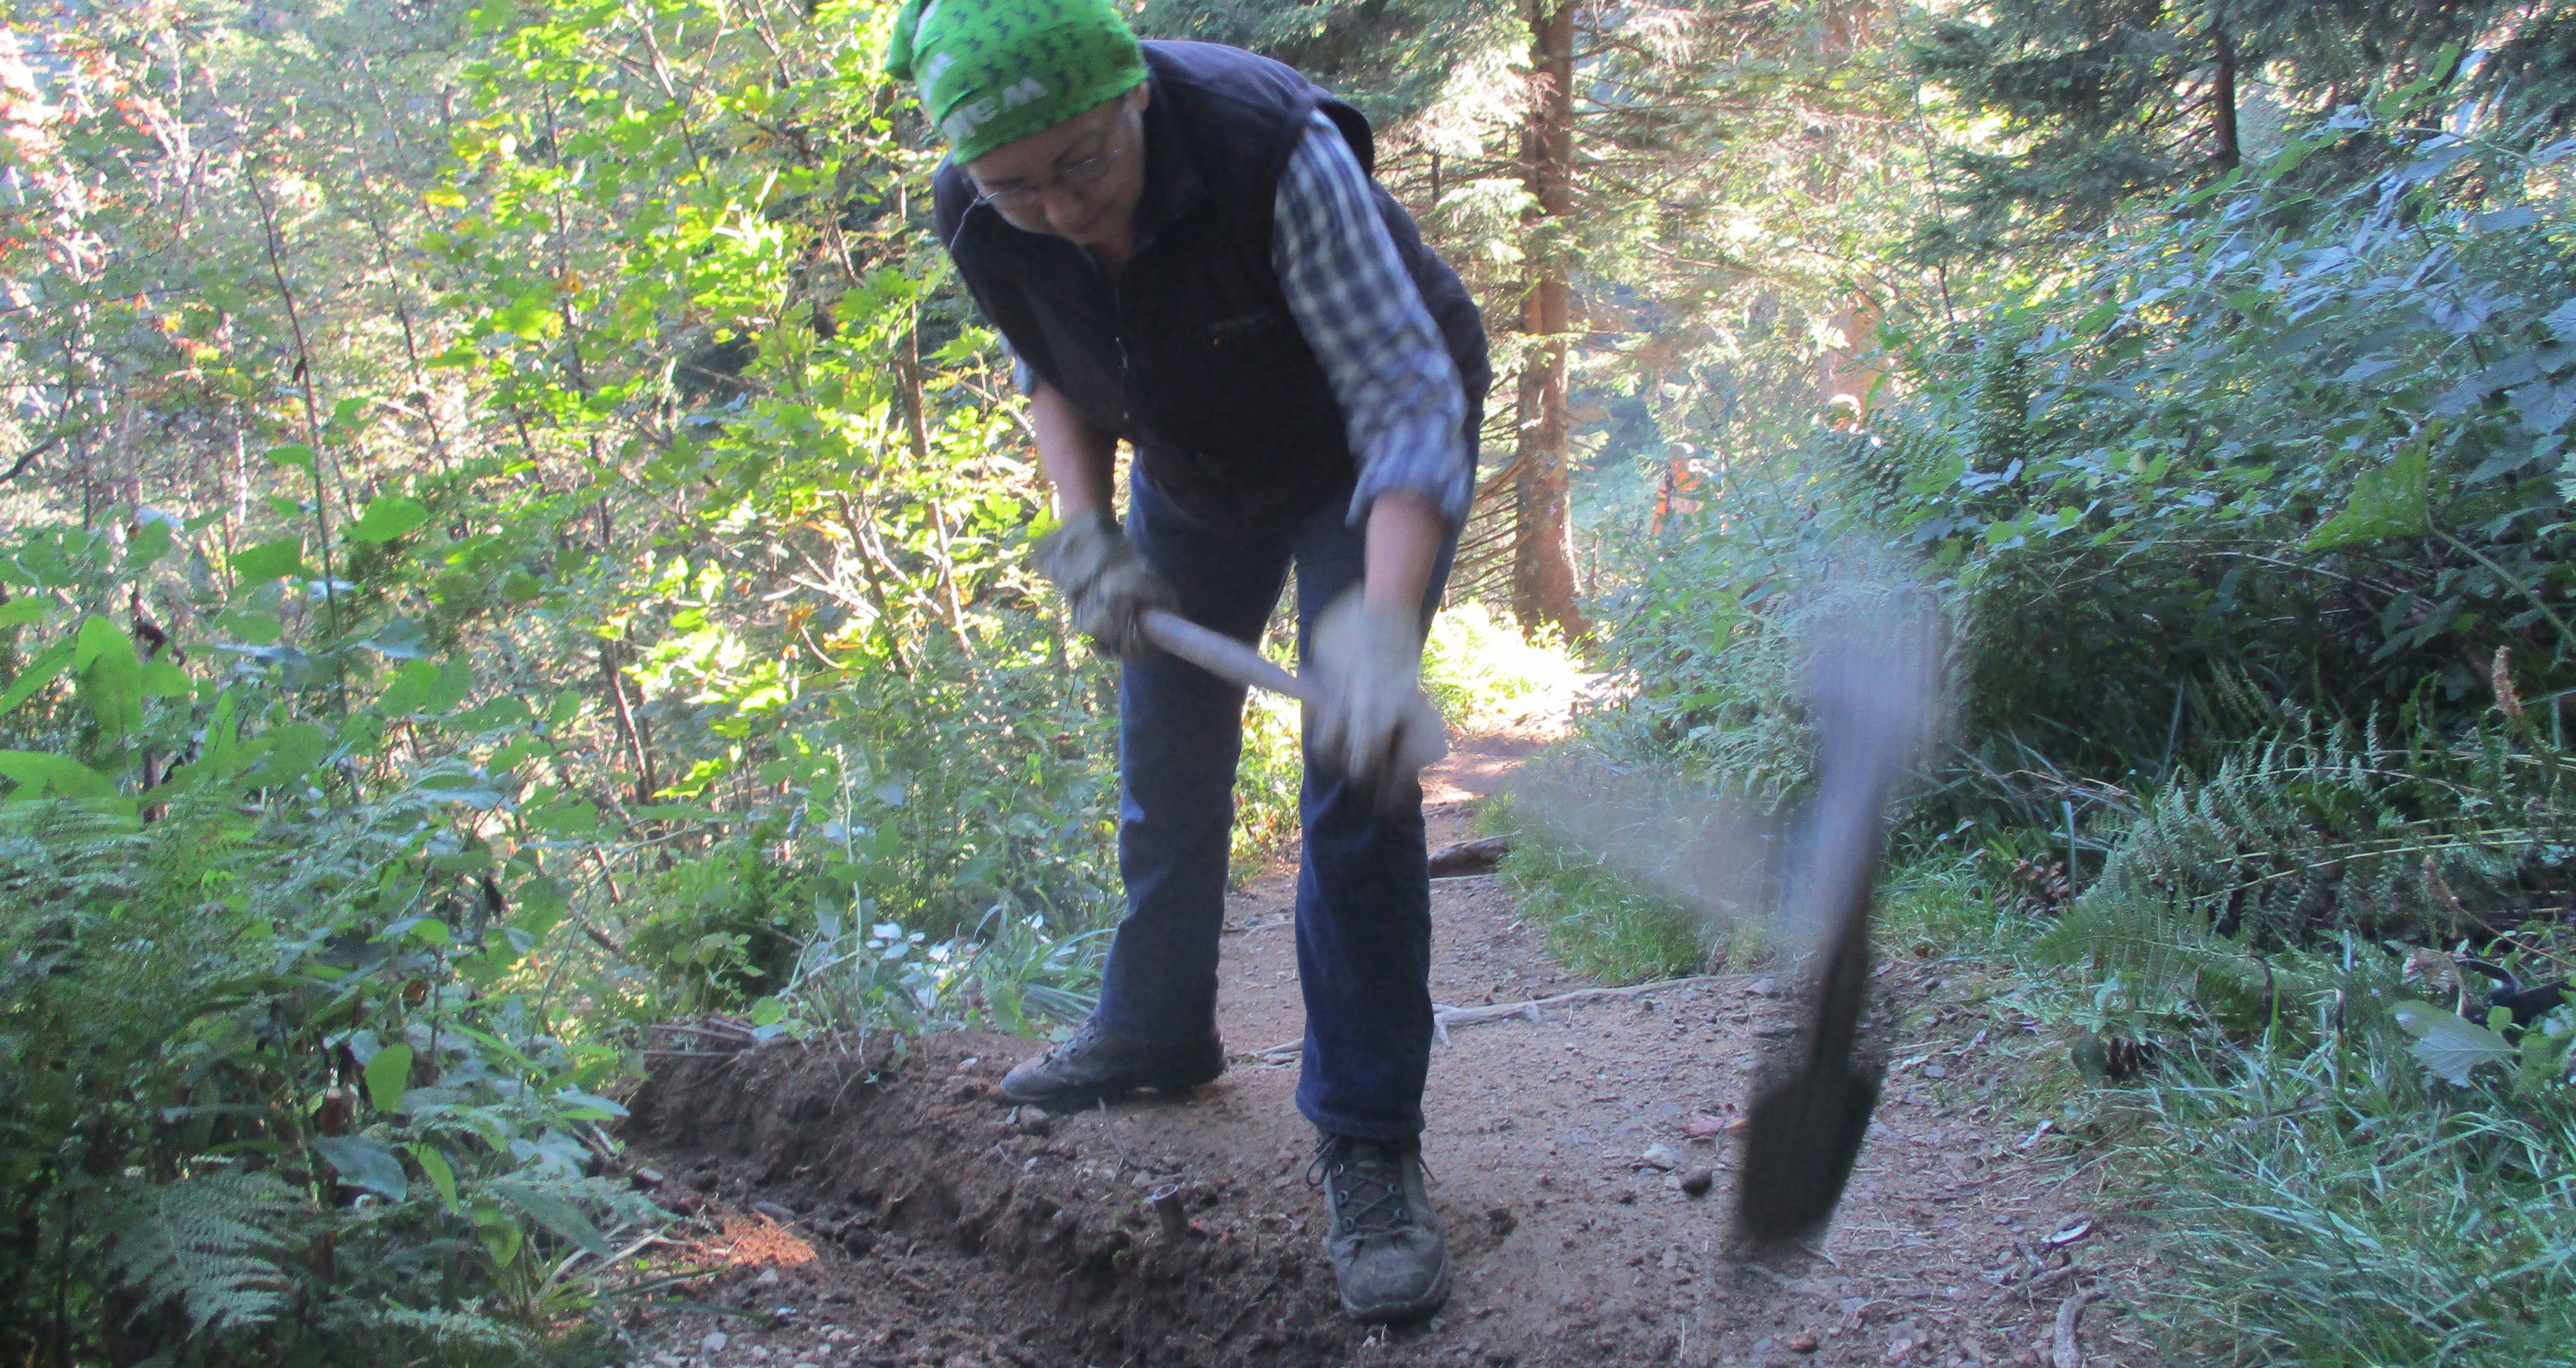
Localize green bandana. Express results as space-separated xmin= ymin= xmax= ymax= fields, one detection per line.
xmin=884 ymin=0 xmax=1150 ymax=165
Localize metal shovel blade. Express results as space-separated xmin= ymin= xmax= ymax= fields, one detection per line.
xmin=1733 ymin=916 xmax=1883 ymax=1248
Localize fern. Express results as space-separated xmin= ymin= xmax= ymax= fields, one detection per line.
xmin=105 ymin=1171 xmax=302 ymax=1336
xmin=2037 ymin=712 xmax=2571 ymax=1019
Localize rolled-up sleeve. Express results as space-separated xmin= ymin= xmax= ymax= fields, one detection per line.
xmin=1273 ymin=112 xmax=1473 ymax=526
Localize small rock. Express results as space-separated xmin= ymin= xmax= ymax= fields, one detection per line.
xmin=1639 ymin=1144 xmax=1684 ymax=1172
xmin=700 ymin=1331 xmax=728 ymax=1353
xmin=1921 ymin=1062 xmax=1950 ymax=1080
xmin=1747 ymin=978 xmax=1778 ymax=997
xmin=1752 ymin=1021 xmax=1795 ymax=1038
xmin=755 ymin=1268 xmax=782 ymax=1286
xmin=1788 ymin=1330 xmax=1820 ymax=1352
xmin=1486 ymin=1206 xmax=1516 ymax=1236
xmin=746 ymin=1348 xmax=770 ymax=1362
xmin=1018 ymin=1110 xmax=1053 ymax=1137
xmin=752 ymin=1200 xmax=796 ymax=1223
xmin=1679 ymin=1168 xmax=1715 ymax=1199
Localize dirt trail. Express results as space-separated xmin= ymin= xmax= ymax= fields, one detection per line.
xmin=621 ymin=735 xmax=2156 ymax=1368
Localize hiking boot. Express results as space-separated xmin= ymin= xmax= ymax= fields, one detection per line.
xmin=997 ymin=1018 xmax=1223 ymax=1109
xmin=1307 ymin=1132 xmax=1450 ymax=1324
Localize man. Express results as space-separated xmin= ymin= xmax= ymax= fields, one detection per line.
xmin=886 ymin=0 xmax=1489 ymax=1325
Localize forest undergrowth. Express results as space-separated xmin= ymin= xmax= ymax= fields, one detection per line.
xmin=7 ymin=0 xmax=2576 ymax=1363
xmin=1513 ymin=98 xmax=2576 ymax=1366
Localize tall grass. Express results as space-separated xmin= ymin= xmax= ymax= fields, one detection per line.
xmin=2132 ymin=1027 xmax=2576 ymax=1365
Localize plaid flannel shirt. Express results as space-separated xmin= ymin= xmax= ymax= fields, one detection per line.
xmin=1008 ymin=113 xmax=1475 ymax=524
xmin=1274 ymin=111 xmax=1475 ymax=526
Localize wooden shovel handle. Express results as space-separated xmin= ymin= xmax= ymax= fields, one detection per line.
xmin=1138 ymin=608 xmax=1310 ymax=702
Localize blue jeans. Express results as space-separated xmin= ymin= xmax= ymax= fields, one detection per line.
xmin=1091 ymin=472 xmax=1458 ymax=1142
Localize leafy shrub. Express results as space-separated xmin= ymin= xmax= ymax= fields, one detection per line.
xmin=1421 ymin=601 xmax=1585 ymax=732
xmin=1233 ymin=687 xmax=1307 ymax=874
xmin=1871 ymin=123 xmax=2576 ymax=778
xmin=0 ymin=783 xmax=660 ymax=1365
xmin=2036 ymin=712 xmax=2575 ymax=1024
xmin=625 ymin=829 xmax=826 ymax=1010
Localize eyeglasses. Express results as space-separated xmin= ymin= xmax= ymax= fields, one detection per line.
xmin=970 ymin=131 xmax=1128 ymax=212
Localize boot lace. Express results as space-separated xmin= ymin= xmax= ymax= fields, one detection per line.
xmin=1305 ymin=1135 xmax=1419 ymax=1244
xmin=1038 ymin=1018 xmax=1103 ymax=1065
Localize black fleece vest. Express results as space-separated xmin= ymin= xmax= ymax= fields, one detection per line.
xmin=935 ymin=41 xmax=1490 ymax=530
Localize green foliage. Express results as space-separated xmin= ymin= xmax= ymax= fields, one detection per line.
xmin=2127 ymin=1005 xmax=2576 ymax=1365
xmin=1850 ymin=121 xmax=2576 ymax=785
xmin=1232 ymin=687 xmax=1308 ymax=875
xmin=0 ymin=766 xmax=658 ymax=1363
xmin=103 ymin=1173 xmax=304 ymax=1338
xmin=2034 ymin=714 xmax=2572 ymax=1027
xmin=1420 ymin=600 xmax=1583 ymax=732
xmin=1910 ymin=0 xmax=2571 ymax=252
xmin=1481 ymin=789 xmax=1757 ymax=984
xmin=625 ymin=831 xmax=824 ymax=1010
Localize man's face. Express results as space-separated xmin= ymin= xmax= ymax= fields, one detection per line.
xmin=963 ymin=85 xmax=1150 ymax=250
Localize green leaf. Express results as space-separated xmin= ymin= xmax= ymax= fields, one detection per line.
xmin=408 ymin=1144 xmax=459 ymax=1213
xmin=749 ymin=996 xmax=787 ymax=1028
xmin=75 ymin=615 xmax=141 ymax=744
xmin=2393 ymin=1003 xmax=2513 ymax=1087
xmin=213 ymin=609 xmax=282 ymax=646
xmin=232 ymin=537 xmax=308 ymax=582
xmin=472 ymin=1201 xmax=524 ymax=1267
xmin=551 ymin=1089 xmax=629 ymax=1121
xmin=0 ymin=638 xmax=76 ymax=713
xmin=364 ymin=1044 xmax=415 ymax=1112
xmin=140 ymin=658 xmax=191 ymax=699
xmin=491 ymin=1181 xmax=613 ymax=1257
xmin=119 ymin=517 xmax=174 ymax=571
xmin=364 ymin=616 xmax=432 ymax=660
xmin=247 ymin=722 xmax=331 ymax=785
xmin=2308 ymin=446 xmax=2430 ymax=549
xmin=378 ymin=659 xmax=442 ymax=716
xmin=263 ymin=443 xmax=315 ymax=471
xmin=312 ymin=1135 xmax=409 ymax=1200
xmin=425 ymin=657 xmax=473 ymax=713
xmin=0 ymin=597 xmax=46 ymax=629
xmin=0 ymin=750 xmax=116 ymax=799
xmin=345 ymin=496 xmax=430 ymax=543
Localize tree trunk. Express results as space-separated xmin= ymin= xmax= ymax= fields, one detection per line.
xmin=1512 ymin=0 xmax=1584 ymax=640
xmin=2211 ymin=30 xmax=2241 ymax=170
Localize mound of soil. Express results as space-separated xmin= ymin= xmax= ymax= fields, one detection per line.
xmin=616 ymin=735 xmax=2156 ymax=1368
xmin=628 ymin=1033 xmax=1393 ymax=1366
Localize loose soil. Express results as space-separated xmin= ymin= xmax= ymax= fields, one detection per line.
xmin=619 ymin=734 xmax=2159 ymax=1368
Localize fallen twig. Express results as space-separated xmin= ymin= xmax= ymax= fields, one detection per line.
xmin=2052 ymin=1287 xmax=2102 ymax=1368
xmin=1428 ymin=834 xmax=1512 ymax=877
xmin=651 ymin=1021 xmax=759 ymax=1042
xmin=1250 ymin=975 xmax=1732 ymax=1061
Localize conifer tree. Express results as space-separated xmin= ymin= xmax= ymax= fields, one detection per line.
xmin=1910 ymin=0 xmax=2569 ymax=252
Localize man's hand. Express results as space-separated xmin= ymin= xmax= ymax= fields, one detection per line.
xmin=1310 ymin=588 xmax=1447 ymax=795
xmin=1033 ymin=508 xmax=1174 ymax=656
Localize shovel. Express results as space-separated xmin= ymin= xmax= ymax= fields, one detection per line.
xmin=1137 ymin=607 xmax=1447 ymax=806
xmin=1138 ymin=608 xmax=1309 ymax=703
xmin=1733 ymin=604 xmax=1938 ymax=1251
